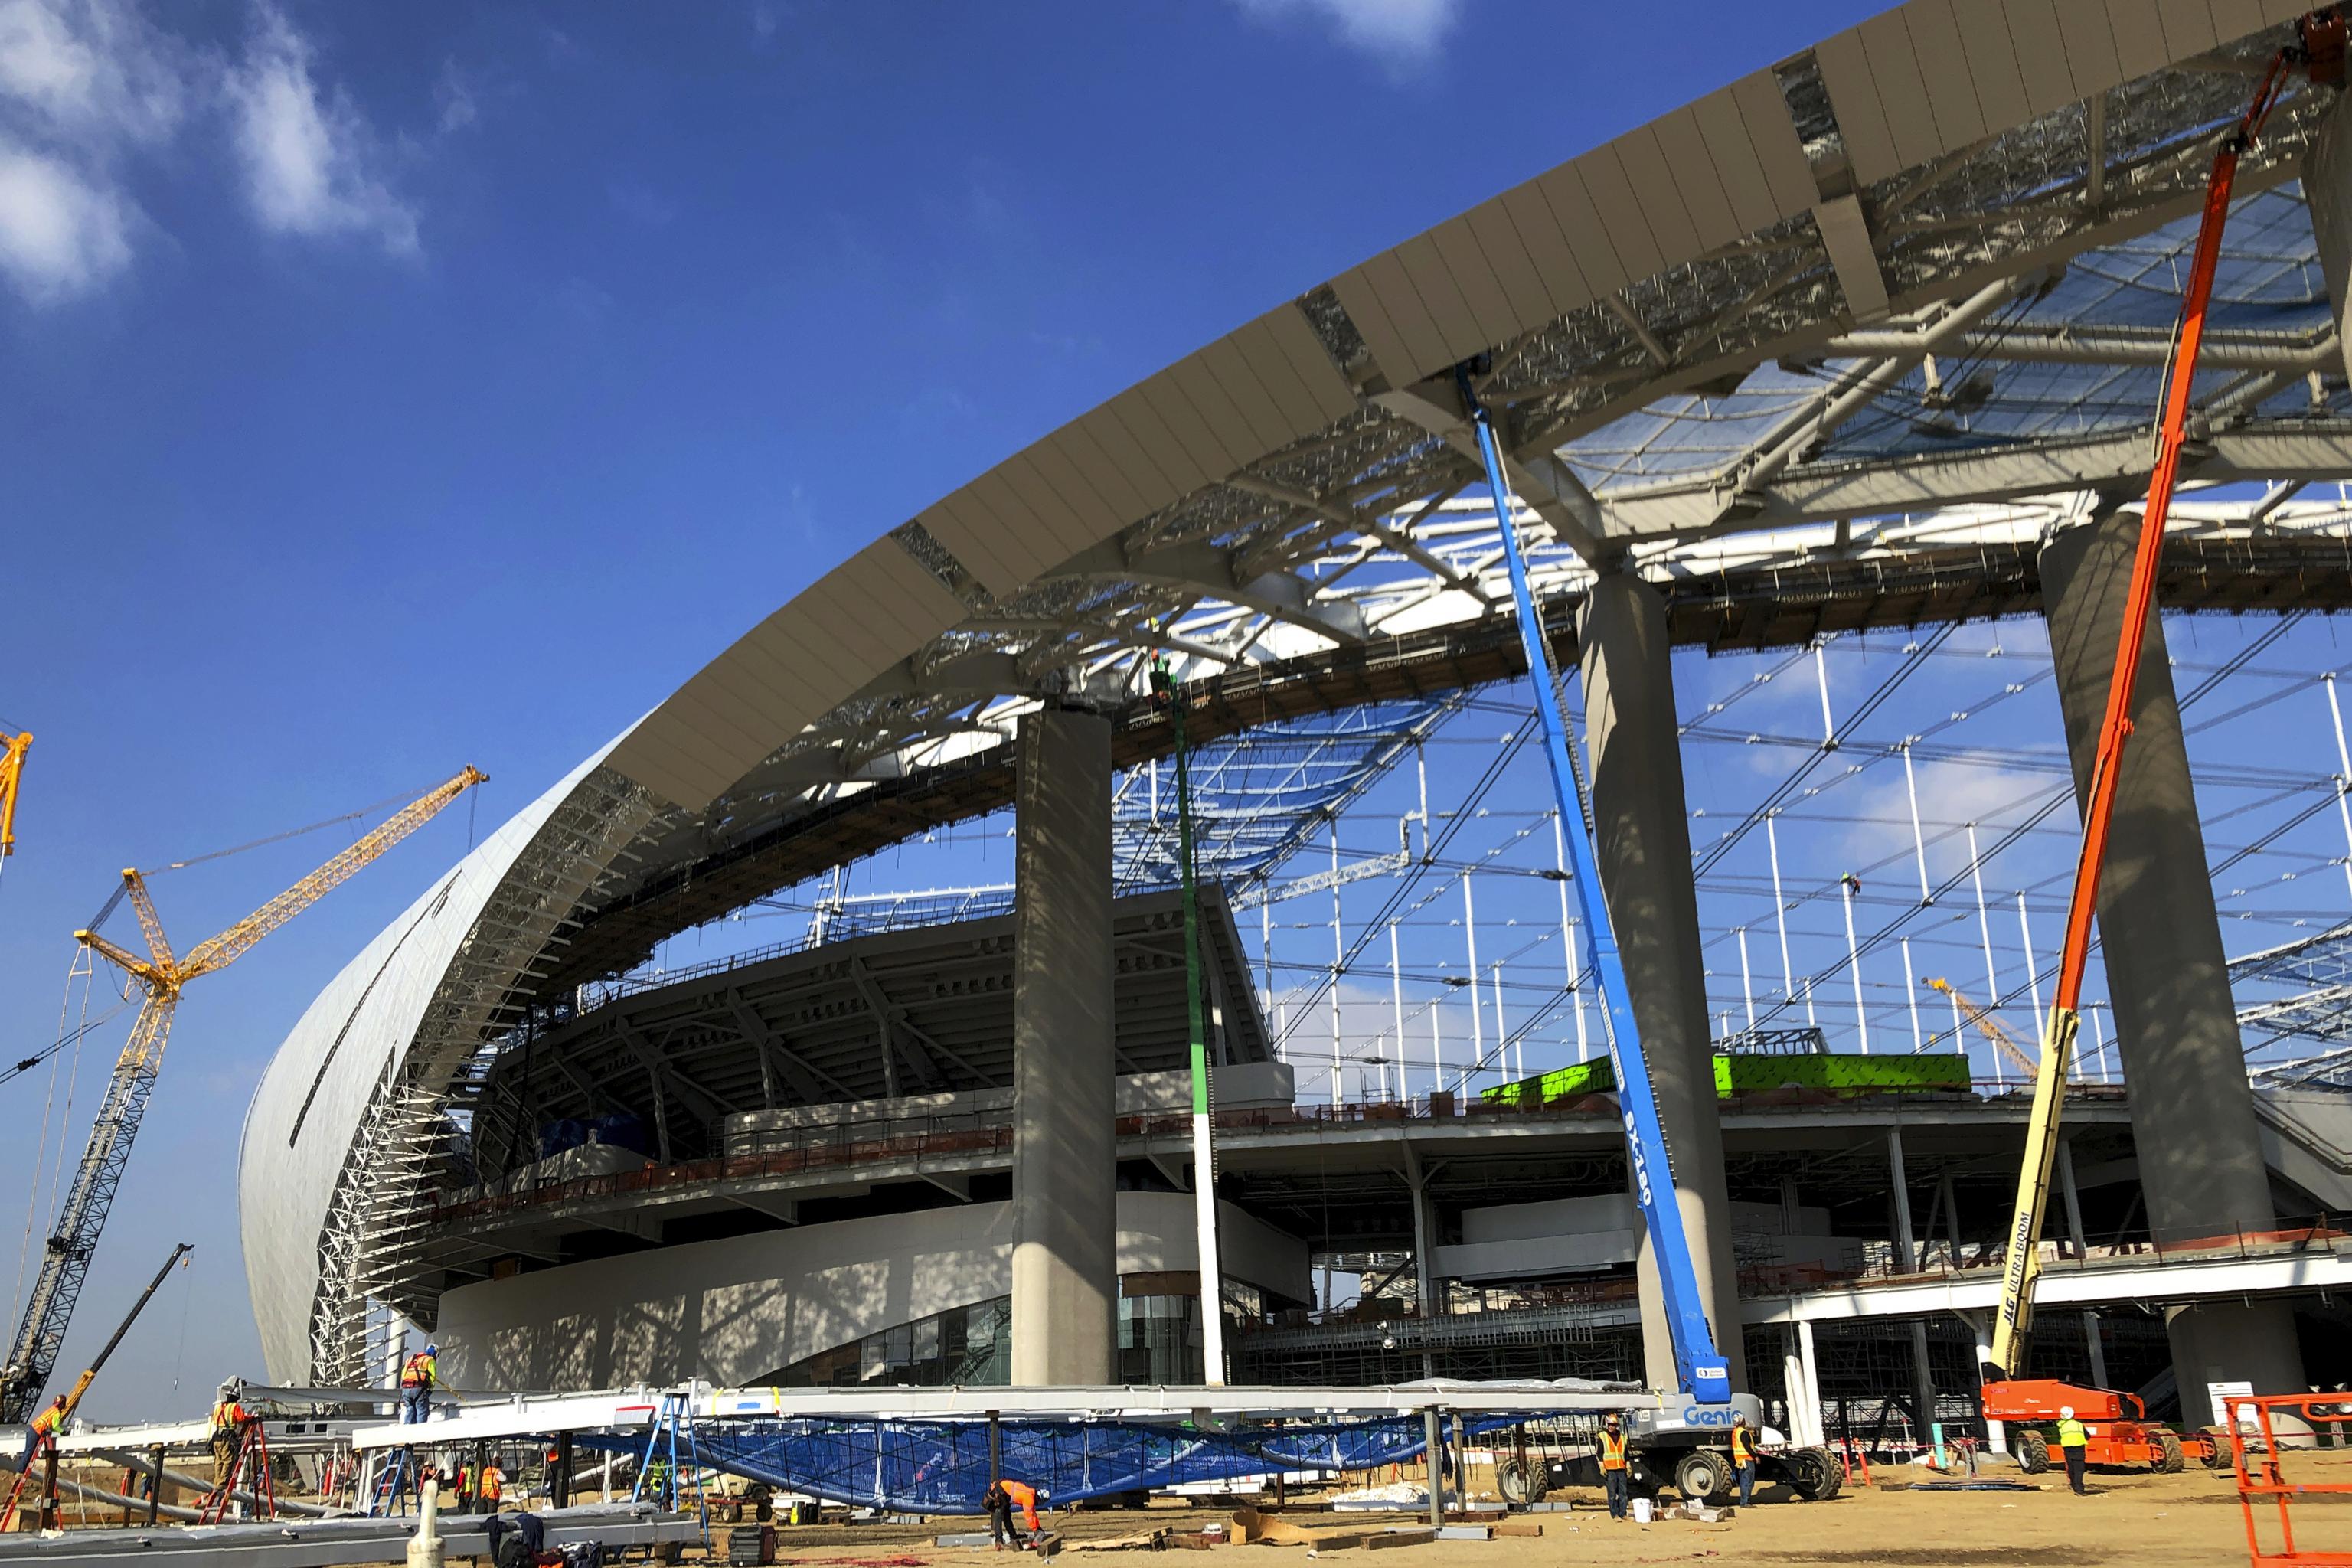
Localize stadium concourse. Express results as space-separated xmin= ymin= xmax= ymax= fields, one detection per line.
xmin=241 ymin=0 xmax=2352 ymax=1459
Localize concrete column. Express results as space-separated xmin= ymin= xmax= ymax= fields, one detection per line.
xmin=2056 ymin=1138 xmax=2088 ymax=1259
xmin=2308 ymin=88 xmax=2352 ymax=385
xmin=1008 ymin=707 xmax=1117 ymax=1386
xmin=2040 ymin=515 xmax=2305 ymax=1399
xmin=1577 ymin=570 xmax=1746 ymax=1393
xmin=1794 ymin=1321 xmax=1824 ymax=1447
xmin=1888 ymin=1129 xmax=1919 ymax=1271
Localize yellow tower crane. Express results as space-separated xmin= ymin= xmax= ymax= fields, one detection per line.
xmin=0 ymin=765 xmax=486 ymax=1423
xmin=1924 ymin=977 xmax=2039 ymax=1086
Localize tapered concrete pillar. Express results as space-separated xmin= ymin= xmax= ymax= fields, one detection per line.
xmin=1008 ymin=706 xmax=1117 ymax=1385
xmin=1577 ymin=570 xmax=1746 ymax=1393
xmin=2040 ymin=515 xmax=2304 ymax=1400
xmin=2306 ymin=88 xmax=2352 ymax=384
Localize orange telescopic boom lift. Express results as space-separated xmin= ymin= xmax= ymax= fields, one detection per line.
xmin=1982 ymin=12 xmax=2347 ymax=1406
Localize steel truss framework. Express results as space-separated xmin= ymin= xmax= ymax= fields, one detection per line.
xmin=283 ymin=18 xmax=2352 ymax=1385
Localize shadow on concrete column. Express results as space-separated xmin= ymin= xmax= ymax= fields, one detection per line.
xmin=1576 ymin=571 xmax=1746 ymax=1393
xmin=1009 ymin=707 xmax=1117 ymax=1385
xmin=2040 ymin=514 xmax=2305 ymax=1401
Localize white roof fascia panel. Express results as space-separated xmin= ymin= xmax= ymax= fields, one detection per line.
xmin=1571 ymin=145 xmax=1664 ymax=281
xmin=1194 ymin=333 xmax=1291 ymax=452
xmin=1729 ymin=70 xmax=1819 ymax=217
xmin=2155 ymin=0 xmax=2219 ymax=54
xmin=1388 ymin=234 xmax=1489 ymax=367
xmin=1612 ymin=127 xmax=1704 ymax=263
xmin=1905 ymin=0 xmax=1990 ymax=150
xmin=1816 ymin=28 xmax=1902 ymax=185
xmin=1425 ymin=220 xmax=1517 ymax=347
xmin=1460 ymin=202 xmax=1557 ymax=330
xmin=2000 ymin=0 xmax=2079 ymax=119
xmin=918 ymin=492 xmax=1031 ymax=599
xmin=1330 ymin=264 xmax=1425 ymax=386
xmin=2053 ymin=0 xmax=2125 ymax=100
xmin=1857 ymin=11 xmax=1945 ymax=168
xmin=1132 ymin=371 xmax=1239 ymax=483
xmin=1256 ymin=305 xmax=1360 ymax=424
xmin=1165 ymin=353 xmax=1265 ymax=464
xmin=1494 ymin=182 xmax=1592 ymax=317
xmin=1650 ymin=106 xmax=1743 ymax=250
xmin=1953 ymin=2 xmax=2033 ymax=129
xmin=1534 ymin=165 xmax=1631 ymax=299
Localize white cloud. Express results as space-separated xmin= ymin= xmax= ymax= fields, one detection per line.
xmin=1233 ymin=0 xmax=1460 ymax=67
xmin=0 ymin=0 xmax=180 ymax=145
xmin=432 ymin=58 xmax=475 ymax=136
xmin=0 ymin=139 xmax=125 ymax=298
xmin=227 ymin=2 xmax=416 ymax=255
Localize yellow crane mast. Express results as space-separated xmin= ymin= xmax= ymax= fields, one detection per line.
xmin=1925 ymin=977 xmax=2040 ymax=1086
xmin=0 ymin=765 xmax=486 ymax=1423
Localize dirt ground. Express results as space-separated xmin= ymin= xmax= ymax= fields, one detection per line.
xmin=745 ymin=1450 xmax=2352 ymax=1568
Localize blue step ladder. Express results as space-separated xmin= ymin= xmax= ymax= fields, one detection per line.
xmin=367 ymin=1446 xmax=418 ymax=1517
xmin=632 ymin=1389 xmax=711 ymax=1545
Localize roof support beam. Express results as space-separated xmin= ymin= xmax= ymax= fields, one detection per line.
xmin=724 ymin=990 xmax=855 ymax=1102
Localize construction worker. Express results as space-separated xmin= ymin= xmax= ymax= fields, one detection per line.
xmin=1596 ymin=1413 xmax=1630 ymax=1520
xmin=399 ymin=1342 xmax=439 ymax=1424
xmin=2055 ymin=1405 xmax=2089 ymax=1495
xmin=453 ymin=1459 xmax=473 ymax=1513
xmin=23 ymin=1394 xmax=64 ymax=1465
xmin=479 ymin=1456 xmax=505 ymax=1514
xmin=986 ymin=1478 xmax=1041 ymax=1548
xmin=1730 ymin=1413 xmax=1758 ymax=1508
xmin=208 ymin=1391 xmax=247 ymax=1485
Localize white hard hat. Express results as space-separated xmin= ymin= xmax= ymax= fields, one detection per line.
xmin=2059 ymin=1405 xmax=2075 ymax=1419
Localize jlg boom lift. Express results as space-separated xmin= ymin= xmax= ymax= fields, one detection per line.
xmin=1978 ymin=11 xmax=2347 ymax=1471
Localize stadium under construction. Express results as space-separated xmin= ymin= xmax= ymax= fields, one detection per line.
xmin=193 ymin=0 xmax=2352 ymax=1479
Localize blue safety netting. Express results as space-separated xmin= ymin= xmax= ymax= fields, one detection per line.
xmin=580 ymin=1414 xmax=1522 ymax=1514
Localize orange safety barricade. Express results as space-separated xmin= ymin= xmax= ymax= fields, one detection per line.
xmin=2233 ymin=1390 xmax=2352 ymax=1565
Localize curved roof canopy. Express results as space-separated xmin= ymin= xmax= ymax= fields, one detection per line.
xmin=243 ymin=1 xmax=2352 ymax=1384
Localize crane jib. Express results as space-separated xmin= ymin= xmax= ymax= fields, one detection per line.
xmin=1457 ymin=368 xmax=1731 ymax=1405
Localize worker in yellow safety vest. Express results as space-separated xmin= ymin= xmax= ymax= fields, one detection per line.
xmin=1730 ymin=1413 xmax=1759 ymax=1508
xmin=2055 ymin=1406 xmax=2089 ymax=1495
xmin=1597 ymin=1413 xmax=1630 ymax=1521
xmin=209 ymin=1394 xmax=247 ymax=1485
xmin=399 ymin=1343 xmax=439 ymax=1425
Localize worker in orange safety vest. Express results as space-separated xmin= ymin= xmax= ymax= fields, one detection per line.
xmin=22 ymin=1395 xmax=64 ymax=1466
xmin=1598 ymin=1413 xmax=1631 ymax=1521
xmin=985 ymin=1478 xmax=1042 ymax=1548
xmin=399 ymin=1344 xmax=438 ymax=1424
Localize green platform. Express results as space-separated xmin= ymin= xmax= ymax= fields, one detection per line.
xmin=1480 ymin=1050 xmax=1971 ymax=1106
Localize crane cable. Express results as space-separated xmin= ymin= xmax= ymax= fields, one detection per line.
xmin=8 ymin=949 xmax=100 ymax=1338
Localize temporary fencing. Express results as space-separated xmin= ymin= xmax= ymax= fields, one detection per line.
xmin=579 ymin=1413 xmax=1519 ymax=1514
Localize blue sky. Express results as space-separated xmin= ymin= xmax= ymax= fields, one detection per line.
xmin=0 ymin=0 xmax=2147 ymax=1418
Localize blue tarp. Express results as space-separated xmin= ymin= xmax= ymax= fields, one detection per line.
xmin=580 ymin=1414 xmax=1521 ymax=1514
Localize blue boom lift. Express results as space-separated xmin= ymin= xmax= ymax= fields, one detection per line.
xmin=1455 ymin=365 xmax=1840 ymax=1505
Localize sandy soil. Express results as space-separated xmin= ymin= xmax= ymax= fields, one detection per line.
xmin=747 ymin=1451 xmax=2352 ymax=1568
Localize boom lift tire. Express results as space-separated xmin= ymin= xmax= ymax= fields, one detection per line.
xmin=2154 ymin=1429 xmax=2186 ymax=1473
xmin=1783 ymin=1448 xmax=1842 ymax=1501
xmin=1674 ymin=1448 xmax=1733 ymax=1504
xmin=2013 ymin=1430 xmax=2051 ymax=1474
xmin=2200 ymin=1429 xmax=2233 ymax=1470
xmin=1494 ymin=1457 xmax=1544 ymax=1506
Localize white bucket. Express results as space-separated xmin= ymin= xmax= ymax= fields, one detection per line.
xmin=1629 ymin=1497 xmax=1654 ymax=1524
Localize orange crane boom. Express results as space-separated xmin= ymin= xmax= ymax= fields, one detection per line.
xmin=1984 ymin=13 xmax=2344 ymax=1381
xmin=0 ymin=766 xmax=486 ymax=1423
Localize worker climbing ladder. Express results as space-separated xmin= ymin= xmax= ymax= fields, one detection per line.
xmin=0 ymin=1429 xmax=58 ymax=1534
xmin=198 ymin=1418 xmax=277 ymax=1524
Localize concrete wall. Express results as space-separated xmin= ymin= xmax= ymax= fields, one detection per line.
xmin=436 ymin=1192 xmax=1306 ymax=1392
